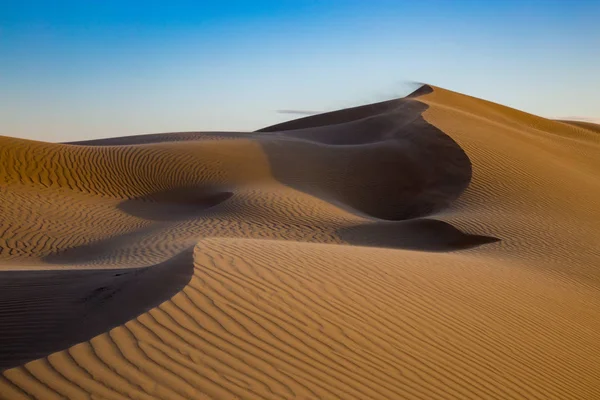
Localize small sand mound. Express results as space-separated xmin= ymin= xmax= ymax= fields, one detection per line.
xmin=118 ymin=188 xmax=234 ymax=221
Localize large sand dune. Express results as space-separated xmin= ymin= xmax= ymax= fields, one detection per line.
xmin=0 ymin=85 xmax=599 ymax=399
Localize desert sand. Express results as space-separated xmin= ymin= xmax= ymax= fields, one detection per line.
xmin=0 ymin=85 xmax=599 ymax=399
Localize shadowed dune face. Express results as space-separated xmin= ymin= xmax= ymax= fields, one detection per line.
xmin=0 ymin=251 xmax=193 ymax=371
xmin=258 ymin=104 xmax=471 ymax=220
xmin=4 ymin=83 xmax=600 ymax=398
xmin=255 ymin=86 xmax=470 ymax=221
xmin=338 ymin=219 xmax=499 ymax=251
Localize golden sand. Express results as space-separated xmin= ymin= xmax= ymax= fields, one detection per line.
xmin=0 ymin=85 xmax=599 ymax=399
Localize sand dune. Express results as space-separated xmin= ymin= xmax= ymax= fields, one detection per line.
xmin=559 ymin=119 xmax=600 ymax=133
xmin=1 ymin=85 xmax=599 ymax=399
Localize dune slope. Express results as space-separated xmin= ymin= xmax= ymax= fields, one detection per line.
xmin=0 ymin=85 xmax=599 ymax=399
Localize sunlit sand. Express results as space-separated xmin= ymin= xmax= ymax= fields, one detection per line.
xmin=1 ymin=85 xmax=599 ymax=399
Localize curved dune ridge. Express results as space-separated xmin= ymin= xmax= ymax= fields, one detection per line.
xmin=0 ymin=85 xmax=599 ymax=399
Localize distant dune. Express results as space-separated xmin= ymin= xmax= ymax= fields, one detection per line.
xmin=1 ymin=85 xmax=599 ymax=399
xmin=559 ymin=119 xmax=600 ymax=133
xmin=557 ymin=116 xmax=600 ymax=124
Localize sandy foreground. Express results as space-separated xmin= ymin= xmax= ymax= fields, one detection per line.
xmin=0 ymin=85 xmax=599 ymax=399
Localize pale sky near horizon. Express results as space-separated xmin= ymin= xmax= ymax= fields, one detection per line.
xmin=1 ymin=0 xmax=599 ymax=142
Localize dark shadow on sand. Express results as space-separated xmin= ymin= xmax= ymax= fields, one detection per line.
xmin=255 ymin=85 xmax=473 ymax=221
xmin=117 ymin=187 xmax=233 ymax=221
xmin=0 ymin=250 xmax=194 ymax=372
xmin=338 ymin=219 xmax=499 ymax=251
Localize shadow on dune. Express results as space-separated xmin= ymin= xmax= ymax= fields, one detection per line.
xmin=0 ymin=250 xmax=193 ymax=372
xmin=40 ymin=187 xmax=232 ymax=265
xmin=339 ymin=219 xmax=499 ymax=251
xmin=256 ymin=85 xmax=473 ymax=221
xmin=117 ymin=186 xmax=233 ymax=221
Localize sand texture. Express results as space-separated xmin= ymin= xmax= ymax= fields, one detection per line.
xmin=0 ymin=85 xmax=599 ymax=399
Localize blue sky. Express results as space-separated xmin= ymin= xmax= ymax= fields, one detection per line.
xmin=1 ymin=0 xmax=599 ymax=141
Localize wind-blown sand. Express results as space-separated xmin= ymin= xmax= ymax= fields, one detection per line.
xmin=0 ymin=85 xmax=599 ymax=399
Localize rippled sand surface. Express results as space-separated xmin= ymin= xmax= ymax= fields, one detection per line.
xmin=1 ymin=85 xmax=599 ymax=399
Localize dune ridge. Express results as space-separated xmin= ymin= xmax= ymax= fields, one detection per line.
xmin=1 ymin=85 xmax=599 ymax=399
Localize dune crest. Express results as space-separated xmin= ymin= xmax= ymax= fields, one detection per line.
xmin=1 ymin=85 xmax=599 ymax=399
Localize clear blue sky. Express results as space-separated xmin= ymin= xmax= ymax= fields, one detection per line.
xmin=1 ymin=0 xmax=599 ymax=141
